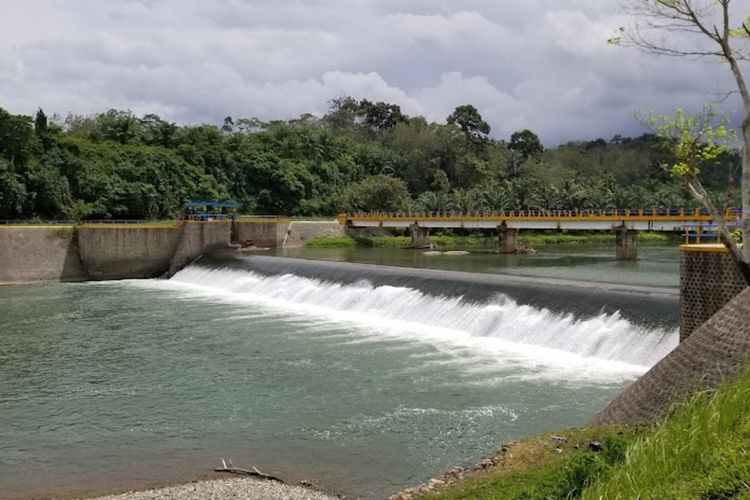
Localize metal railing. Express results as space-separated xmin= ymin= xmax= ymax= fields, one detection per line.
xmin=340 ymin=208 xmax=742 ymax=220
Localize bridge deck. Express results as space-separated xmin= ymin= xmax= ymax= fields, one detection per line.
xmin=338 ymin=209 xmax=740 ymax=232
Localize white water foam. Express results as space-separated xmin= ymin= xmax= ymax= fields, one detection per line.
xmin=129 ymin=266 xmax=678 ymax=380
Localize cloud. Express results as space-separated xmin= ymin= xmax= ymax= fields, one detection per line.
xmin=0 ymin=0 xmax=742 ymax=144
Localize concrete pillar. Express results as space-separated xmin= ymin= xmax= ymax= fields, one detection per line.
xmin=615 ymin=226 xmax=638 ymax=261
xmin=497 ymin=222 xmax=519 ymax=253
xmin=409 ymin=223 xmax=430 ymax=248
xmin=680 ymin=245 xmax=747 ymax=341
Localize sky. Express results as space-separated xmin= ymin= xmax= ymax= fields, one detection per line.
xmin=0 ymin=0 xmax=744 ymax=145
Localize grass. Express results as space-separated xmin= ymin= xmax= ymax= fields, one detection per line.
xmin=582 ymin=366 xmax=750 ymax=500
xmin=423 ymin=365 xmax=750 ymax=500
xmin=422 ymin=427 xmax=637 ymax=500
xmin=304 ymin=232 xmax=678 ymax=249
xmin=75 ymin=220 xmax=181 ymax=228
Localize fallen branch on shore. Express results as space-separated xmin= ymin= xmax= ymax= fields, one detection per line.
xmin=214 ymin=458 xmax=284 ymax=483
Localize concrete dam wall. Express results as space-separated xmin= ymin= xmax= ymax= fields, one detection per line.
xmin=0 ymin=226 xmax=86 ymax=283
xmin=76 ymin=225 xmax=181 ymax=280
xmin=0 ymin=220 xmax=350 ymax=283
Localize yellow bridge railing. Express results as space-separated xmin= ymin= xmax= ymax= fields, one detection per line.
xmin=338 ymin=208 xmax=741 ymax=224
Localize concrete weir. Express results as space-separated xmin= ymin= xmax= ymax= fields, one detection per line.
xmin=0 ymin=219 xmax=350 ymax=283
xmin=0 ymin=226 xmax=86 ymax=282
xmin=76 ymin=221 xmax=232 ymax=280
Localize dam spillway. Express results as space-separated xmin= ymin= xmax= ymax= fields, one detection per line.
xmin=175 ymin=256 xmax=678 ymax=370
xmin=0 ymin=254 xmax=678 ymax=499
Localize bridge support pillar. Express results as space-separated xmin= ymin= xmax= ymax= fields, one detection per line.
xmin=498 ymin=223 xmax=518 ymax=253
xmin=410 ymin=224 xmax=430 ymax=248
xmin=616 ymin=226 xmax=638 ymax=260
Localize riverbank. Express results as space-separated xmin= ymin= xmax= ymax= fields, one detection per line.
xmin=393 ymin=359 xmax=750 ymax=499
xmin=86 ymin=477 xmax=336 ymax=500
xmin=304 ymin=231 xmax=679 ymax=249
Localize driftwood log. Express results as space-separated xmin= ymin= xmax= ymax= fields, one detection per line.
xmin=214 ymin=458 xmax=284 ymax=483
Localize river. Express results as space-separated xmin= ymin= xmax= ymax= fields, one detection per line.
xmin=0 ymin=245 xmax=679 ymax=499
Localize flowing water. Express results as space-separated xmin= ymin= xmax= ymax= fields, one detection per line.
xmin=0 ymin=248 xmax=679 ymax=499
xmin=273 ymin=244 xmax=680 ymax=288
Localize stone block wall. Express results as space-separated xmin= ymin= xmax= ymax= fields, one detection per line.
xmin=592 ymin=286 xmax=750 ymax=426
xmin=680 ymin=245 xmax=747 ymax=341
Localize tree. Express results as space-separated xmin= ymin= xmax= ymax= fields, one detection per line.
xmin=358 ymin=99 xmax=407 ymax=130
xmin=340 ymin=174 xmax=410 ymax=212
xmin=34 ymin=109 xmax=48 ymax=136
xmin=0 ymin=108 xmax=35 ymax=165
xmin=644 ymin=107 xmax=750 ymax=279
xmin=612 ymin=0 xmax=750 ymax=266
xmin=447 ymin=105 xmax=490 ymax=143
xmin=0 ymin=158 xmax=26 ymax=218
xmin=509 ymin=129 xmax=544 ymax=161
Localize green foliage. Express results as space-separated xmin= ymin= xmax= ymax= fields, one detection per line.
xmin=340 ymin=174 xmax=410 ymax=212
xmin=0 ymin=158 xmax=27 ymax=218
xmin=304 ymin=232 xmax=675 ymax=249
xmin=509 ymin=129 xmax=544 ymax=162
xmin=0 ymin=101 xmax=739 ymax=221
xmin=427 ymin=428 xmax=636 ymax=500
xmin=447 ymin=104 xmax=491 ymax=143
xmin=583 ymin=364 xmax=750 ymax=499
xmin=638 ymin=106 xmax=737 ymax=179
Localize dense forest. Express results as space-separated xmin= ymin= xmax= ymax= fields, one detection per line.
xmin=0 ymin=98 xmax=741 ymax=220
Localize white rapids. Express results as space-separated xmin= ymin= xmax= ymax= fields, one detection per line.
xmin=131 ymin=265 xmax=679 ymax=381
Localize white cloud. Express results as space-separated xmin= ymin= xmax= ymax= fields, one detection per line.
xmin=0 ymin=0 xmax=743 ymax=144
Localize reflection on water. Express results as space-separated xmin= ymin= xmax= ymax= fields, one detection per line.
xmin=271 ymin=244 xmax=679 ymax=288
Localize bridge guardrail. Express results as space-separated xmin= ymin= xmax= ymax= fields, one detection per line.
xmin=339 ymin=208 xmax=741 ymax=220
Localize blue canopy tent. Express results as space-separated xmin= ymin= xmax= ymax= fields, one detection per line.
xmin=183 ymin=200 xmax=242 ymax=221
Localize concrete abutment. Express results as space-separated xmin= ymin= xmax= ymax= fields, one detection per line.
xmin=615 ymin=226 xmax=637 ymax=261
xmin=497 ymin=223 xmax=518 ymax=254
xmin=409 ymin=224 xmax=431 ymax=248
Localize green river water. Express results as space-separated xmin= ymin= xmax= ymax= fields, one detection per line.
xmin=0 ymin=245 xmax=679 ymax=499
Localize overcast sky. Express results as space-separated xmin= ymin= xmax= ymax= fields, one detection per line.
xmin=0 ymin=0 xmax=743 ymax=145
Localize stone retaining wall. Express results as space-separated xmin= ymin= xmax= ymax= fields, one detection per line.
xmin=591 ymin=286 xmax=750 ymax=425
xmin=283 ymin=221 xmax=344 ymax=247
xmin=680 ymin=244 xmax=747 ymax=340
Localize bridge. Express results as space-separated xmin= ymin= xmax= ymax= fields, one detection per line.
xmin=337 ymin=208 xmax=741 ymax=260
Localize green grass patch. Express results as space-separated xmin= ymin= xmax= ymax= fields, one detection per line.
xmin=424 ymin=427 xmax=637 ymax=500
xmin=518 ymin=231 xmax=675 ymax=246
xmin=305 ymin=232 xmax=679 ymax=249
xmin=76 ymin=221 xmax=180 ymax=229
xmin=583 ymin=366 xmax=750 ymax=500
xmin=304 ymin=236 xmax=363 ymax=248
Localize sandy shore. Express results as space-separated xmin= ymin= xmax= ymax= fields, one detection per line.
xmin=85 ymin=477 xmax=338 ymax=500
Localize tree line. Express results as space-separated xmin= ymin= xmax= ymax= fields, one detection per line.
xmin=0 ymin=99 xmax=740 ymax=221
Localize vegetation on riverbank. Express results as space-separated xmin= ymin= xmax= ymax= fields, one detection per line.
xmin=583 ymin=365 xmax=750 ymax=499
xmin=415 ymin=427 xmax=636 ymax=500
xmin=415 ymin=365 xmax=750 ymax=500
xmin=0 ymin=102 xmax=739 ymax=222
xmin=305 ymin=231 xmax=678 ymax=249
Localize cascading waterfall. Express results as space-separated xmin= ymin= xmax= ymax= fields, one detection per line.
xmin=162 ymin=265 xmax=678 ymax=373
